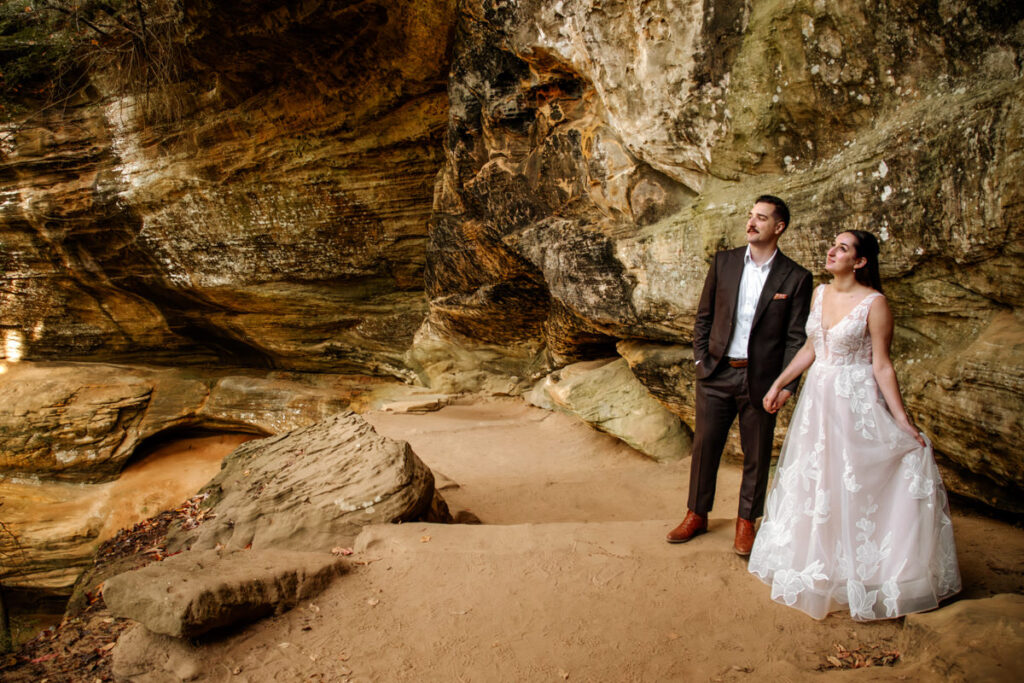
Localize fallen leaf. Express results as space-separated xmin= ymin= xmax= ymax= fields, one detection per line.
xmin=353 ymin=557 xmax=381 ymax=566
xmin=332 ymin=547 xmax=354 ymax=556
xmin=420 ymin=535 xmax=432 ymax=543
xmin=366 ymin=598 xmax=380 ymax=606
xmin=559 ymin=670 xmax=570 ymax=679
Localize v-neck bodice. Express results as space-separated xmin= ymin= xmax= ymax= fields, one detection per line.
xmin=808 ymin=285 xmax=883 ymax=365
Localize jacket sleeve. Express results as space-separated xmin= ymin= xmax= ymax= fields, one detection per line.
xmin=692 ymin=252 xmax=718 ymax=373
xmin=782 ymin=269 xmax=813 ymax=394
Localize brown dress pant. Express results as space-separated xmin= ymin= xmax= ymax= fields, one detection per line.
xmin=687 ymin=365 xmax=777 ymax=520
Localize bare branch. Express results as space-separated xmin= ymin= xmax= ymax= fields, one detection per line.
xmin=36 ymin=1 xmax=111 ymax=38
xmin=94 ymin=2 xmax=146 ymax=41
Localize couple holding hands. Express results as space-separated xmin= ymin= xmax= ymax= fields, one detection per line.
xmin=667 ymin=195 xmax=961 ymax=621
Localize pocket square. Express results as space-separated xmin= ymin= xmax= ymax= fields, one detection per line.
xmin=772 ymin=293 xmax=788 ymax=300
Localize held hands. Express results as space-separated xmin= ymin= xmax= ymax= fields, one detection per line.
xmin=762 ymin=387 xmax=793 ymax=414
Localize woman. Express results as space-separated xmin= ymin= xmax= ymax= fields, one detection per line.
xmin=748 ymin=230 xmax=961 ymax=620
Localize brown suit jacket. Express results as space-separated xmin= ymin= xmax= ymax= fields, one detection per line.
xmin=693 ymin=247 xmax=813 ymax=404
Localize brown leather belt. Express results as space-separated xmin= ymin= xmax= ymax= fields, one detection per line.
xmin=727 ymin=358 xmax=749 ymax=368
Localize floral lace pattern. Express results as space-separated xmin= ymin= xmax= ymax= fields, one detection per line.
xmin=749 ymin=285 xmax=961 ymax=621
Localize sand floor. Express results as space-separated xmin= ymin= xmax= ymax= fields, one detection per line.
xmin=113 ymin=395 xmax=1024 ymax=682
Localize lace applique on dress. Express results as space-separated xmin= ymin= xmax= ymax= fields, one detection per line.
xmin=748 ymin=285 xmax=961 ymax=621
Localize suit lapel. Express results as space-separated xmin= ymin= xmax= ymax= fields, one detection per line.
xmin=721 ymin=248 xmax=745 ymax=320
xmin=751 ymin=251 xmax=792 ymax=330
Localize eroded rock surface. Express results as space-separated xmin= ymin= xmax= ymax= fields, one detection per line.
xmin=0 ymin=362 xmax=351 ymax=481
xmin=1 ymin=0 xmax=1021 ymax=518
xmin=0 ymin=0 xmax=458 ymax=375
xmin=901 ymin=593 xmax=1024 ymax=681
xmin=526 ymin=358 xmax=690 ymax=462
xmin=171 ymin=412 xmax=448 ymax=553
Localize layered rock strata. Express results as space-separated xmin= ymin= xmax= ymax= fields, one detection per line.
xmin=170 ymin=412 xmax=447 ymax=554
xmin=1 ymin=0 xmax=1022 ymax=517
xmin=0 ymin=0 xmax=458 ymax=375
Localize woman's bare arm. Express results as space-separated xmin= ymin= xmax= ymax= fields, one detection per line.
xmin=868 ymin=296 xmax=926 ymax=446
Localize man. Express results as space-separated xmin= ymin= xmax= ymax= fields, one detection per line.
xmin=667 ymin=195 xmax=812 ymax=555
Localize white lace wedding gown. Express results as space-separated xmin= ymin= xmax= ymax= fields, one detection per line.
xmin=748 ymin=285 xmax=961 ymax=620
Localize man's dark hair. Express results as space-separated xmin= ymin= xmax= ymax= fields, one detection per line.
xmin=755 ymin=194 xmax=790 ymax=229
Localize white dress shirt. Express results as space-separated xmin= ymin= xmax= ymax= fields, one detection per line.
xmin=724 ymin=246 xmax=777 ymax=359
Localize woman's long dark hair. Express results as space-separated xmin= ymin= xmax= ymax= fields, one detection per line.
xmin=846 ymin=230 xmax=883 ymax=292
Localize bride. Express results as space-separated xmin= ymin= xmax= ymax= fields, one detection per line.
xmin=748 ymin=230 xmax=961 ymax=620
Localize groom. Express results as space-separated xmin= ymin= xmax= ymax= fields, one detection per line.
xmin=667 ymin=195 xmax=812 ymax=555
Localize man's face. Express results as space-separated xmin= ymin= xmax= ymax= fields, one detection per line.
xmin=745 ymin=202 xmax=786 ymax=246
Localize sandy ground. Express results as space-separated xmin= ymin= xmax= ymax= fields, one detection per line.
xmin=108 ymin=396 xmax=1024 ymax=682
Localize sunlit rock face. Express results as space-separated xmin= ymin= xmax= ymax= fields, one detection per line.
xmin=0 ymin=0 xmax=458 ymax=375
xmin=2 ymin=0 xmax=1022 ymax=521
xmin=417 ymin=0 xmax=1024 ymax=512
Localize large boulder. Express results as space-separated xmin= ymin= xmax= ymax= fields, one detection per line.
xmin=526 ymin=358 xmax=690 ymax=462
xmin=170 ymin=412 xmax=448 ymax=553
xmin=103 ymin=549 xmax=345 ymax=639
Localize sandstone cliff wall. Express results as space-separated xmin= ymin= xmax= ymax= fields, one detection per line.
xmin=2 ymin=0 xmax=1022 ymax=518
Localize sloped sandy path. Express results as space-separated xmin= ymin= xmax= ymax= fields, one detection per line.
xmin=164 ymin=397 xmax=1023 ymax=682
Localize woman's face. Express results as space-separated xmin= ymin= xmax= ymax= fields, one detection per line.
xmin=825 ymin=232 xmax=865 ymax=275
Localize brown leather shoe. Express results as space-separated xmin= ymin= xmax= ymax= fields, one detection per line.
xmin=666 ymin=510 xmax=708 ymax=544
xmin=733 ymin=517 xmax=756 ymax=556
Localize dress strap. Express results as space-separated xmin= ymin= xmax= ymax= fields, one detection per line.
xmin=853 ymin=291 xmax=884 ymax=322
xmin=812 ymin=284 xmax=826 ymax=311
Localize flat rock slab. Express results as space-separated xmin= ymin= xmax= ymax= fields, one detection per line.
xmin=104 ymin=548 xmax=345 ymax=639
xmin=379 ymin=393 xmax=456 ymax=413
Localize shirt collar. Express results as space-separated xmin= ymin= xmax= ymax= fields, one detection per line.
xmin=744 ymin=245 xmax=778 ymax=270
